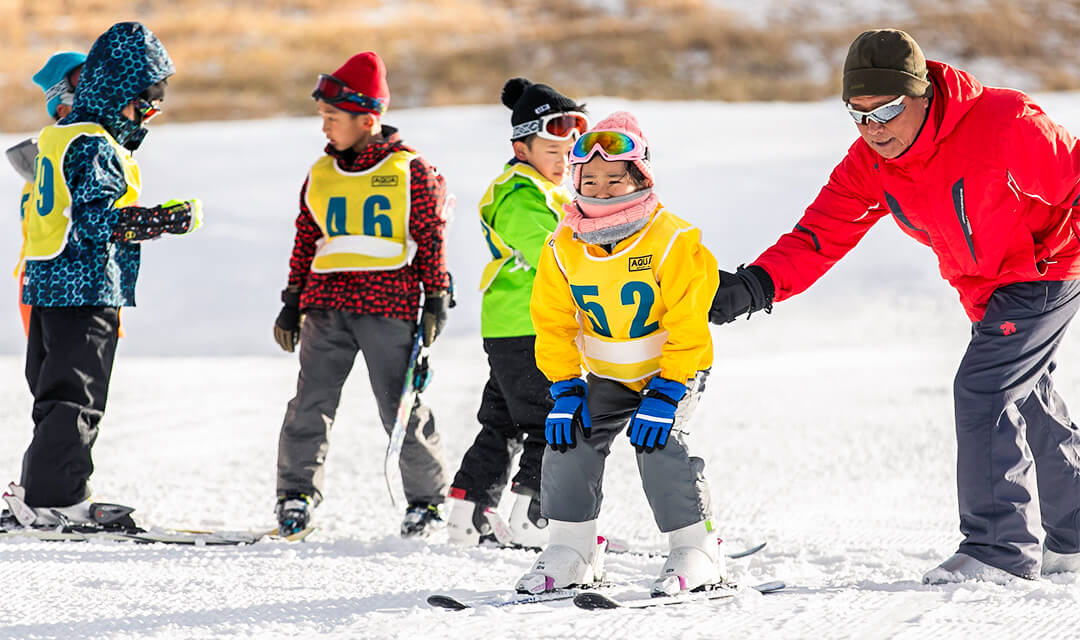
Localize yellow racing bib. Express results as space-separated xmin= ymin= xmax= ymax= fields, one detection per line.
xmin=305 ymin=150 xmax=416 ymax=273
xmin=477 ymin=163 xmax=570 ymax=292
xmin=549 ymin=207 xmax=698 ymax=383
xmin=14 ymin=181 xmax=32 ymax=277
xmin=25 ymin=123 xmax=141 ymax=261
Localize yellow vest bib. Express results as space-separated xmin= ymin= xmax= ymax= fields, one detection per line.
xmin=477 ymin=163 xmax=570 ymax=292
xmin=305 ymin=150 xmax=416 ymax=273
xmin=25 ymin=123 xmax=141 ymax=261
xmin=550 ymin=207 xmax=695 ymax=383
xmin=15 ymin=181 xmax=32 ymax=277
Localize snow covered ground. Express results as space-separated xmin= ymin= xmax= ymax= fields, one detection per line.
xmin=4 ymin=93 xmax=1080 ymax=638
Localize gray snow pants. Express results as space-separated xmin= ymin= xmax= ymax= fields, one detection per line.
xmin=954 ymin=280 xmax=1080 ymax=578
xmin=540 ymin=372 xmax=712 ymax=532
xmin=276 ymin=309 xmax=449 ymax=506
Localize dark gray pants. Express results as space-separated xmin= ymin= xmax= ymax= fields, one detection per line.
xmin=540 ymin=372 xmax=712 ymax=532
xmin=276 ymin=310 xmax=448 ymax=506
xmin=954 ymin=280 xmax=1080 ymax=578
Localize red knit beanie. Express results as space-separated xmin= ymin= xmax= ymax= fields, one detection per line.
xmin=330 ymin=51 xmax=390 ymax=115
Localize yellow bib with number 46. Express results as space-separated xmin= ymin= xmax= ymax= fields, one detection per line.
xmin=305 ymin=150 xmax=416 ymax=273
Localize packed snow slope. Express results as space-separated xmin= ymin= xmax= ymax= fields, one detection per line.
xmin=3 ymin=95 xmax=1080 ymax=638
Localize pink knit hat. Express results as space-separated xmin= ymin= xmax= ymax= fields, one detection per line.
xmin=570 ymin=111 xmax=655 ymax=191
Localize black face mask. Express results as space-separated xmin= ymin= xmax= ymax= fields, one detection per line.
xmin=141 ymin=79 xmax=167 ymax=103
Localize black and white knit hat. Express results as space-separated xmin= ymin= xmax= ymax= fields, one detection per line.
xmin=502 ymin=77 xmax=581 ymax=140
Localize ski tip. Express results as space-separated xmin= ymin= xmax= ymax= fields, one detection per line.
xmin=427 ymin=594 xmax=469 ymax=610
xmin=284 ymin=526 xmax=316 ymax=542
xmin=753 ymin=580 xmax=786 ymax=594
xmin=259 ymin=525 xmax=316 ymax=542
xmin=726 ymin=541 xmax=767 ymax=559
xmin=573 ymin=592 xmax=622 ymax=610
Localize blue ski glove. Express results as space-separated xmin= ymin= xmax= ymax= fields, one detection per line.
xmin=627 ymin=377 xmax=687 ymax=453
xmin=545 ymin=378 xmax=591 ymax=453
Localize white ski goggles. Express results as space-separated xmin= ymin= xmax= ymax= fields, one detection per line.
xmin=846 ymin=95 xmax=906 ymax=125
xmin=511 ymin=111 xmax=589 ymax=141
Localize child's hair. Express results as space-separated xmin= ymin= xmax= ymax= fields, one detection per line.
xmin=625 ymin=150 xmax=651 ymax=187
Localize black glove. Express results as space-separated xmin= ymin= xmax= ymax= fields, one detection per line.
xmin=709 ymin=265 xmax=775 ymax=325
xmin=421 ymin=290 xmax=451 ymax=347
xmin=274 ymin=287 xmax=301 ymax=352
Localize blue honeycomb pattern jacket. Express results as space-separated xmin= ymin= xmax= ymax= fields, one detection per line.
xmin=23 ymin=22 xmax=175 ymax=308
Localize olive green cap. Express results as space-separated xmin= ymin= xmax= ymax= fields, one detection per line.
xmin=843 ymin=29 xmax=932 ymax=101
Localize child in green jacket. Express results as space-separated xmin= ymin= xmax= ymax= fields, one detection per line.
xmin=445 ymin=78 xmax=587 ymax=547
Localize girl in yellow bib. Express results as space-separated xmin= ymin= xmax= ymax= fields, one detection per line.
xmin=518 ymin=112 xmax=722 ymax=597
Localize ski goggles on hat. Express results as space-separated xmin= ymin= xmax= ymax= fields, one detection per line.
xmin=135 ymin=98 xmax=161 ymax=123
xmin=312 ymin=74 xmax=387 ymax=114
xmin=846 ymin=95 xmax=906 ymax=125
xmin=511 ymin=111 xmax=589 ymax=141
xmin=570 ymin=130 xmax=646 ymax=163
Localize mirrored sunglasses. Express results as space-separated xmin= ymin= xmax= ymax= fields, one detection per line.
xmin=136 ymin=98 xmax=161 ymax=123
xmin=846 ymin=95 xmax=906 ymax=125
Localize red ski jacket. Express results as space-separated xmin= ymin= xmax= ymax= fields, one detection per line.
xmin=287 ymin=126 xmax=452 ymax=321
xmin=753 ymin=61 xmax=1080 ymax=321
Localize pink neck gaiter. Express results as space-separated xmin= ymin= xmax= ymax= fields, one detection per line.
xmin=561 ymin=190 xmax=659 ymax=245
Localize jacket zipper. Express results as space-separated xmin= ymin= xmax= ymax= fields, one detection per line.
xmin=951 ymin=179 xmax=978 ymax=265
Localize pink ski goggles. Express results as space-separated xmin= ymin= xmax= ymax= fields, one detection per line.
xmin=570 ymin=130 xmax=646 ymax=163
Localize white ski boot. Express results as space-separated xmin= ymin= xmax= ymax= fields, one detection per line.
xmin=507 ymin=492 xmax=548 ymax=549
xmin=922 ymin=552 xmax=1018 ymax=584
xmin=652 ymin=519 xmax=725 ymax=596
xmin=1043 ymin=548 xmax=1080 ymax=575
xmin=2 ymin=482 xmax=94 ymax=527
xmin=2 ymin=483 xmax=36 ymax=526
xmin=33 ymin=499 xmax=95 ymax=526
xmin=515 ymin=519 xmax=606 ymax=594
xmin=445 ymin=496 xmax=493 ymax=545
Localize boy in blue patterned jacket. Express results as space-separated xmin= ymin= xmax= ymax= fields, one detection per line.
xmin=6 ymin=22 xmax=202 ymax=525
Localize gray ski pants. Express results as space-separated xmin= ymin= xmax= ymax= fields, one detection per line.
xmin=540 ymin=372 xmax=712 ymax=532
xmin=276 ymin=309 xmax=449 ymax=506
xmin=954 ymin=280 xmax=1080 ymax=578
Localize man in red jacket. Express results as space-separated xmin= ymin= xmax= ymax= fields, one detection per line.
xmin=710 ymin=29 xmax=1080 ymax=583
xmin=272 ymin=52 xmax=452 ymax=539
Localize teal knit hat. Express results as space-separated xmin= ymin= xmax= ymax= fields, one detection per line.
xmin=32 ymin=51 xmax=87 ymax=118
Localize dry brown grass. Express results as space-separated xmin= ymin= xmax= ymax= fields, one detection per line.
xmin=3 ymin=0 xmax=1080 ymax=132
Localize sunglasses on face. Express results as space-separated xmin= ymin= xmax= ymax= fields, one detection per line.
xmin=311 ymin=74 xmax=387 ymax=114
xmin=570 ymin=129 xmax=646 ymax=163
xmin=846 ymin=95 xmax=906 ymax=125
xmin=135 ymin=98 xmax=161 ymax=123
xmin=512 ymin=111 xmax=589 ymax=141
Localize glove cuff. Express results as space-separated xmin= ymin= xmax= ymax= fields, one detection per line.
xmin=735 ymin=264 xmax=775 ymax=316
xmin=281 ymin=287 xmax=300 ymax=309
xmin=423 ymin=289 xmax=450 ymax=312
xmin=550 ymin=378 xmax=587 ymax=400
xmin=644 ymin=377 xmax=686 ymax=405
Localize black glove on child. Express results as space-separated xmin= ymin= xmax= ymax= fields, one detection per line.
xmin=709 ymin=264 xmax=775 ymax=325
xmin=274 ymin=287 xmax=301 ymax=352
xmin=421 ymin=290 xmax=452 ymax=347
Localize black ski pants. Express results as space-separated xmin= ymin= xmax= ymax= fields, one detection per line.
xmin=21 ymin=306 xmax=120 ymax=507
xmin=450 ymin=336 xmax=552 ymax=507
